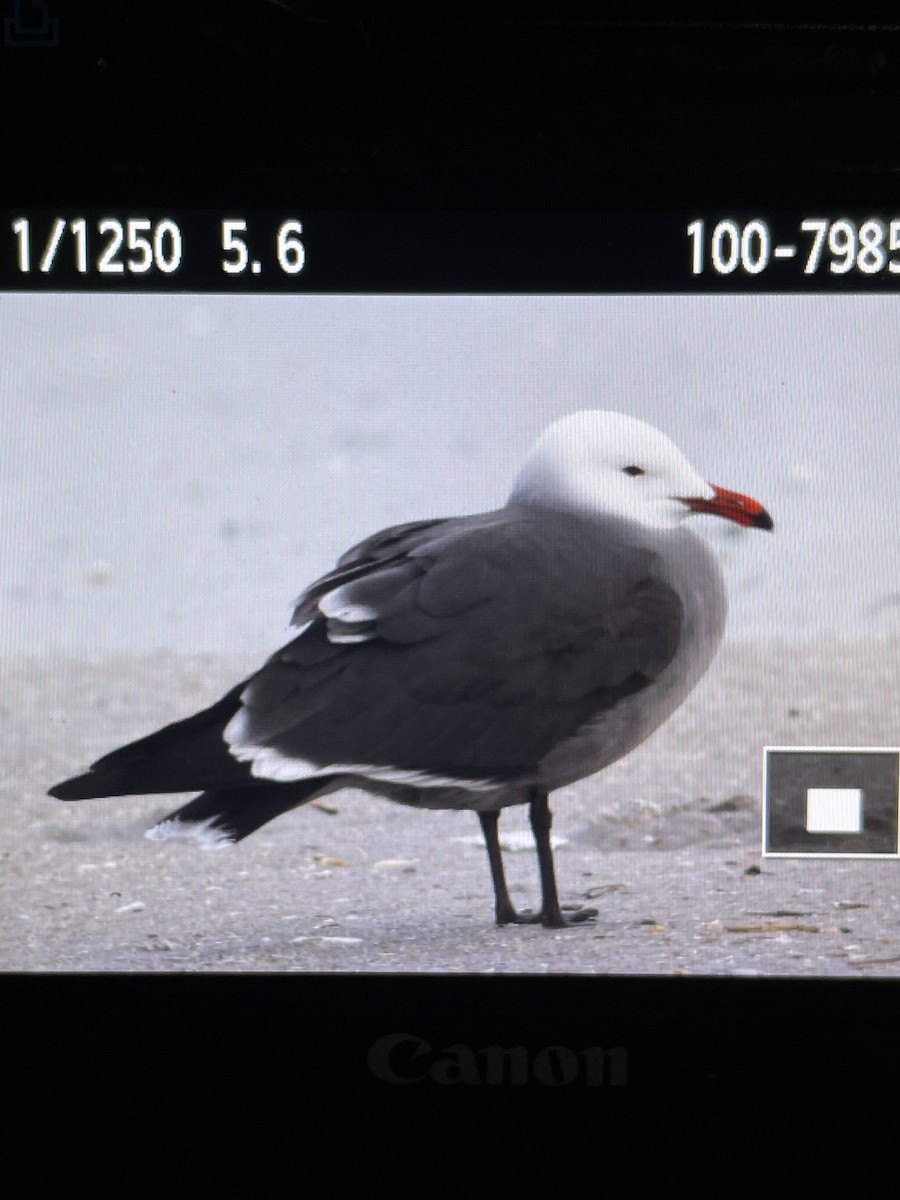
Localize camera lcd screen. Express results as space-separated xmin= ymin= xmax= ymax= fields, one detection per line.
xmin=4 ymin=211 xmax=898 ymax=978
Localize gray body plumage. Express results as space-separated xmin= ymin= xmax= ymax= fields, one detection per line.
xmin=223 ymin=500 xmax=726 ymax=812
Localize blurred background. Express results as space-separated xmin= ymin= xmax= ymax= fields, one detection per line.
xmin=1 ymin=292 xmax=897 ymax=656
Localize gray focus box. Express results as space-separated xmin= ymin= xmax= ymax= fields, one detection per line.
xmin=763 ymin=747 xmax=900 ymax=858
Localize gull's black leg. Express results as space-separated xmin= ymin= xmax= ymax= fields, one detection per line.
xmin=478 ymin=795 xmax=598 ymax=928
xmin=529 ymin=789 xmax=598 ymax=929
xmin=478 ymin=809 xmax=521 ymax=925
xmin=529 ymin=789 xmax=565 ymax=928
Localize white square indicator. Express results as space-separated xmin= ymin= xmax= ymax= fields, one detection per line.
xmin=806 ymin=788 xmax=863 ymax=834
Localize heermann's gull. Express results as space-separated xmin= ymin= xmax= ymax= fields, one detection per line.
xmin=50 ymin=410 xmax=772 ymax=928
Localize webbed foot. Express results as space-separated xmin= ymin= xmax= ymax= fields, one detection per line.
xmin=496 ymin=903 xmax=598 ymax=929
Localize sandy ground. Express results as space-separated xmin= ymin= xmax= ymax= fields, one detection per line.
xmin=3 ymin=636 xmax=900 ymax=975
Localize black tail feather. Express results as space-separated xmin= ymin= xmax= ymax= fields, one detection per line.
xmin=49 ymin=682 xmax=251 ymax=800
xmin=148 ymin=778 xmax=332 ymax=842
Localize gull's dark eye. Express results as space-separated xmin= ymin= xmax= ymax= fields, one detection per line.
xmin=622 ymin=465 xmax=645 ymax=477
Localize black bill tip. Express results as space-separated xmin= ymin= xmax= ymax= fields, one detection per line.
xmin=753 ymin=507 xmax=774 ymax=531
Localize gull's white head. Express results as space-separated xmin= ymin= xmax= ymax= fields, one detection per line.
xmin=509 ymin=410 xmax=773 ymax=533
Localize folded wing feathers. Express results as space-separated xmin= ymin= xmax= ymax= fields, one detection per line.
xmin=225 ymin=511 xmax=684 ymax=789
xmin=291 ymin=517 xmax=448 ymax=626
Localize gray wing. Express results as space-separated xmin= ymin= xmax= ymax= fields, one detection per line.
xmin=225 ymin=510 xmax=684 ymax=784
xmin=290 ymin=516 xmax=449 ymax=633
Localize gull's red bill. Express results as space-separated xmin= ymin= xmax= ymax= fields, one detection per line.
xmin=681 ymin=484 xmax=774 ymax=530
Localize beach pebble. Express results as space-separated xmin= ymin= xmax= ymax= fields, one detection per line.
xmin=290 ymin=935 xmax=363 ymax=946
